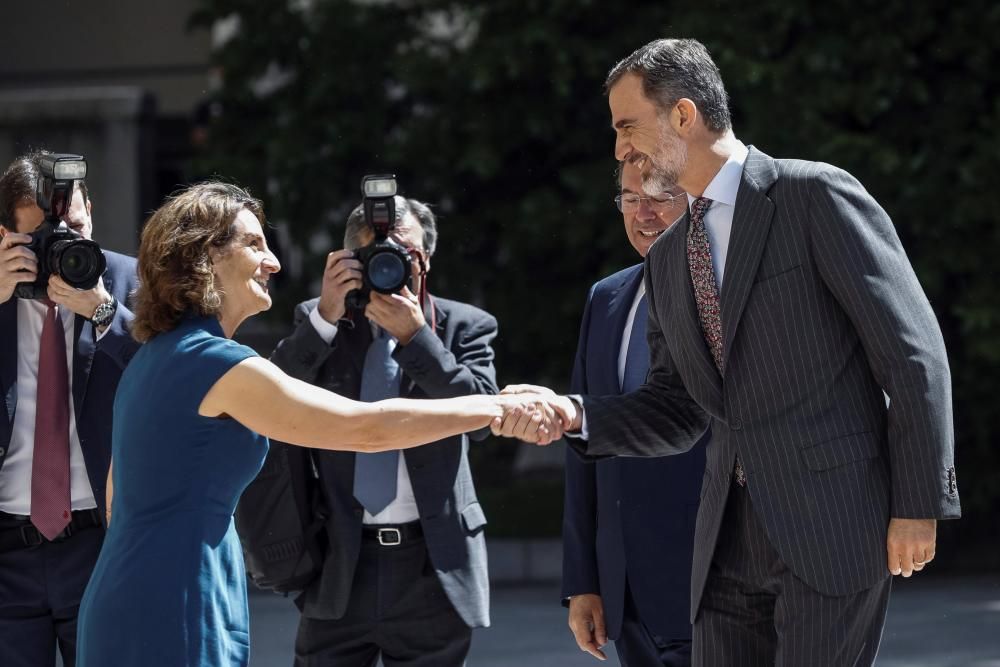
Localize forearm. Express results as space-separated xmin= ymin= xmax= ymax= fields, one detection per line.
xmin=274 ymin=384 xmax=501 ymax=452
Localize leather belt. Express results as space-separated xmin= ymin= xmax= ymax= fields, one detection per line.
xmin=361 ymin=521 xmax=423 ymax=546
xmin=0 ymin=509 xmax=102 ymax=553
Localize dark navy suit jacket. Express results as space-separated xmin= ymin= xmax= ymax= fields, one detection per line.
xmin=0 ymin=250 xmax=140 ymax=519
xmin=562 ymin=263 xmax=706 ymax=641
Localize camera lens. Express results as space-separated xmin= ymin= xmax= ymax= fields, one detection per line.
xmin=50 ymin=239 xmax=106 ymax=289
xmin=366 ymin=250 xmax=407 ymax=293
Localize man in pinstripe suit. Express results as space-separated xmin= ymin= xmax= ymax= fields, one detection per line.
xmin=498 ymin=38 xmax=959 ymax=666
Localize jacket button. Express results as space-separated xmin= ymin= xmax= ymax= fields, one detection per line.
xmin=0 ymin=447 xmax=5 ymax=457
xmin=731 ymin=418 xmax=743 ymax=431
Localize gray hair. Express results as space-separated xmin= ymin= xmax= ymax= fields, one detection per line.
xmin=605 ymin=38 xmax=731 ymax=133
xmin=344 ymin=195 xmax=438 ymax=256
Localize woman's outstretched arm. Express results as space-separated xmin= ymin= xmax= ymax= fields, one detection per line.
xmin=199 ymin=357 xmax=555 ymax=451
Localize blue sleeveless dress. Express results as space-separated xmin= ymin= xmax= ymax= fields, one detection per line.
xmin=78 ymin=316 xmax=268 ymax=666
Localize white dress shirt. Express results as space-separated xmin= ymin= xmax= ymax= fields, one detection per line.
xmin=0 ymin=300 xmax=97 ymax=515
xmin=687 ymin=140 xmax=749 ymax=287
xmin=310 ymin=307 xmax=419 ymax=525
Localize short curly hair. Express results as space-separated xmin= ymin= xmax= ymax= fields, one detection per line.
xmin=132 ymin=181 xmax=265 ymax=342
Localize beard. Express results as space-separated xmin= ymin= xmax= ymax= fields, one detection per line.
xmin=641 ymin=119 xmax=687 ymax=196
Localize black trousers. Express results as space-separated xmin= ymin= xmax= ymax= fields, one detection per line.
xmin=616 ymin=582 xmax=692 ymax=667
xmin=693 ymin=485 xmax=891 ymax=667
xmin=0 ymin=512 xmax=104 ymax=667
xmin=294 ymin=534 xmax=471 ymax=667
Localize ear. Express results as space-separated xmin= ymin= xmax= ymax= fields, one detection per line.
xmin=672 ymin=98 xmax=700 ymax=136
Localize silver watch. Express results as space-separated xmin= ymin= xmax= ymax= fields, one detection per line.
xmin=91 ymin=295 xmax=118 ymax=328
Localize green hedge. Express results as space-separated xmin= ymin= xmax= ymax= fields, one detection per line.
xmin=191 ymin=0 xmax=1000 ymax=546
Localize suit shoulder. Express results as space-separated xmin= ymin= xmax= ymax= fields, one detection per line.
xmin=591 ymin=264 xmax=643 ymax=297
xmin=431 ymin=296 xmax=496 ymax=327
xmin=774 ymin=157 xmax=858 ymax=188
xmin=103 ymin=249 xmax=137 ymax=272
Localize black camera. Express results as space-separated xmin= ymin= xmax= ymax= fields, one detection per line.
xmin=344 ymin=174 xmax=412 ymax=311
xmin=14 ymin=153 xmax=106 ymax=300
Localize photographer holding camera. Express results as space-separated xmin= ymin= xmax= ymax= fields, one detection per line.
xmin=270 ymin=181 xmax=498 ymax=667
xmin=0 ymin=149 xmax=139 ymax=667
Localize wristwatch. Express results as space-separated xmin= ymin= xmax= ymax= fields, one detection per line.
xmin=90 ymin=295 xmax=118 ymax=329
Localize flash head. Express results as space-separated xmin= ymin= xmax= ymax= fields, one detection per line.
xmin=39 ymin=153 xmax=87 ymax=181
xmin=362 ymin=174 xmax=397 ymax=198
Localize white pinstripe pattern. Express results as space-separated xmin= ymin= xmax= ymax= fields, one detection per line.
xmin=577 ymin=148 xmax=959 ymax=643
xmin=693 ymin=487 xmax=890 ymax=666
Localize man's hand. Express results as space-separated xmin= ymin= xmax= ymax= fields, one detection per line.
xmin=568 ymin=594 xmax=608 ymax=661
xmin=499 ymin=384 xmax=582 ymax=436
xmin=316 ymin=249 xmax=363 ymax=324
xmin=48 ymin=275 xmax=110 ymax=321
xmin=887 ymin=517 xmax=936 ymax=577
xmin=366 ymin=286 xmax=425 ymax=344
xmin=0 ymin=231 xmax=37 ymax=304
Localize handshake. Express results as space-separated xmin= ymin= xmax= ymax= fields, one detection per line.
xmin=490 ymin=385 xmax=583 ymax=445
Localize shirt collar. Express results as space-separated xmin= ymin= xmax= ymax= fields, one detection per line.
xmin=687 ymin=139 xmax=749 ymax=208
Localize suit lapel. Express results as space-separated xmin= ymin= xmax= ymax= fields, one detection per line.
xmin=0 ymin=300 xmax=17 ymax=425
xmin=720 ymin=147 xmax=778 ymax=368
xmin=603 ymin=268 xmax=642 ymax=392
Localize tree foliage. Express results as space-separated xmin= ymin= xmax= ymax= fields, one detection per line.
xmin=190 ymin=0 xmax=1000 ymax=540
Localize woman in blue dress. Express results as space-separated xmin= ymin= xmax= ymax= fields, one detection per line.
xmin=76 ymin=182 xmax=560 ymax=666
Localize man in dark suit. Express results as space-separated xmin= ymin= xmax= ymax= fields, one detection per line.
xmin=500 ymin=39 xmax=959 ymax=666
xmin=562 ymin=160 xmax=705 ymax=666
xmin=271 ymin=196 xmax=497 ymax=667
xmin=0 ymin=150 xmax=140 ymax=667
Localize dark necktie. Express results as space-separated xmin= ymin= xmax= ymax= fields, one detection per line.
xmin=687 ymin=198 xmax=747 ymax=486
xmin=31 ymin=301 xmax=72 ymax=540
xmin=353 ymin=328 xmax=402 ymax=516
xmin=687 ymin=197 xmax=724 ymax=372
xmin=622 ymin=293 xmax=649 ymax=393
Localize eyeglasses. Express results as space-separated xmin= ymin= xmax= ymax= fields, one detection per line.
xmin=614 ymin=192 xmax=687 ymax=213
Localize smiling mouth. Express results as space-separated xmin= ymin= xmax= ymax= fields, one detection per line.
xmin=627 ymin=152 xmax=649 ymax=171
xmin=638 ymin=229 xmax=664 ymax=239
xmin=253 ymin=277 xmax=269 ymax=292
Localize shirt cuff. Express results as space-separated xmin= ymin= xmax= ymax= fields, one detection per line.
xmin=564 ymin=394 xmax=589 ymax=440
xmin=309 ymin=306 xmax=339 ymax=345
xmin=94 ymin=322 xmax=112 ymax=342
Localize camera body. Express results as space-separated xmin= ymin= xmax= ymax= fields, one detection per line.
xmin=14 ymin=153 xmax=106 ymax=300
xmin=345 ymin=174 xmax=412 ymax=311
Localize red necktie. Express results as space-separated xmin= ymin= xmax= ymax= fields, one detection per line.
xmin=31 ymin=301 xmax=72 ymax=540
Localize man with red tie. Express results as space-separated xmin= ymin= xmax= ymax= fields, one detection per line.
xmin=0 ymin=150 xmax=139 ymax=667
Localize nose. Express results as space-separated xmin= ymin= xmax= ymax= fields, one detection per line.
xmin=614 ymin=132 xmax=632 ymax=162
xmin=635 ymin=199 xmax=656 ymax=222
xmin=264 ymin=250 xmax=281 ymax=275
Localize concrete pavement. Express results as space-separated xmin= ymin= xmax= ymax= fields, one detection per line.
xmin=247 ymin=575 xmax=1000 ymax=666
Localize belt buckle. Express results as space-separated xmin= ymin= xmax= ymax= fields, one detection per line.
xmin=19 ymin=525 xmax=44 ymax=547
xmin=377 ymin=527 xmax=402 ymax=546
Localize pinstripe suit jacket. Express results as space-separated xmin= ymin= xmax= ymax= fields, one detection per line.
xmin=577 ymin=147 xmax=960 ymax=621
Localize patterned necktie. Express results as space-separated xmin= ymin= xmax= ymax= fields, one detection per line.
xmin=687 ymin=197 xmax=724 ymax=372
xmin=688 ymin=198 xmax=747 ymax=486
xmin=353 ymin=327 xmax=402 ymax=516
xmin=622 ymin=293 xmax=649 ymax=392
xmin=31 ymin=301 xmax=72 ymax=540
